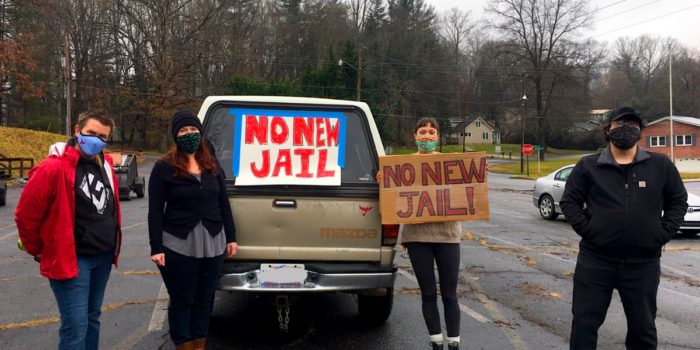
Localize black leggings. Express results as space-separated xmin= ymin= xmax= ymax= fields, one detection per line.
xmin=405 ymin=242 xmax=461 ymax=338
xmin=158 ymin=246 xmax=225 ymax=345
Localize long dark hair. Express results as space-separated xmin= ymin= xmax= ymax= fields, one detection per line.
xmin=161 ymin=138 xmax=217 ymax=178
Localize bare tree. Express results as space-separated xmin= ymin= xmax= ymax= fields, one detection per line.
xmin=486 ymin=0 xmax=594 ymax=157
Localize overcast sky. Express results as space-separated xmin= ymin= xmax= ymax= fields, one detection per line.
xmin=429 ymin=0 xmax=700 ymax=50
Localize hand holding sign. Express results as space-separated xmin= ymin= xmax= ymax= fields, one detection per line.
xmin=379 ymin=153 xmax=490 ymax=224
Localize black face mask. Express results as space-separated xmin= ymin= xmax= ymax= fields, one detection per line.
xmin=609 ymin=124 xmax=641 ymax=150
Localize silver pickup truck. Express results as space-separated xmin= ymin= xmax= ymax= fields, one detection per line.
xmin=197 ymin=96 xmax=398 ymax=327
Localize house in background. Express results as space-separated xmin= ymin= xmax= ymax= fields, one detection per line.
xmin=450 ymin=117 xmax=501 ymax=145
xmin=640 ymin=116 xmax=700 ymax=172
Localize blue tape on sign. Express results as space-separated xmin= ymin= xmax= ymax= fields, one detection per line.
xmin=229 ymin=108 xmax=243 ymax=177
xmin=338 ymin=115 xmax=346 ymax=168
xmin=228 ymin=108 xmax=347 ymax=176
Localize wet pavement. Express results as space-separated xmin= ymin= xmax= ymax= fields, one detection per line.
xmin=1 ymin=166 xmax=699 ymax=349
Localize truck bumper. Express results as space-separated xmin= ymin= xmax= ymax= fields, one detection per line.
xmin=217 ymin=262 xmax=398 ymax=293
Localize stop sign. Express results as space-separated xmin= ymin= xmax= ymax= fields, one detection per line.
xmin=522 ymin=144 xmax=534 ymax=155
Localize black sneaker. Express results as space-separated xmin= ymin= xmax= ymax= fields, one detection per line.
xmin=448 ymin=342 xmax=459 ymax=350
xmin=429 ymin=342 xmax=444 ymax=350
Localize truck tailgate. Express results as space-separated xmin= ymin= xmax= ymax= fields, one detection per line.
xmin=230 ymin=196 xmax=381 ymax=261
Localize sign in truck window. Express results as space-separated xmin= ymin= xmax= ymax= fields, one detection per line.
xmin=379 ymin=152 xmax=490 ymax=224
xmin=229 ymin=108 xmax=347 ymax=186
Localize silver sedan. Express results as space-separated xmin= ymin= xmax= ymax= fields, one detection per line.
xmin=532 ymin=165 xmax=700 ymax=238
xmin=532 ymin=165 xmax=575 ymax=220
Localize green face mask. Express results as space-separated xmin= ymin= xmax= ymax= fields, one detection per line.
xmin=415 ymin=135 xmax=439 ymax=152
xmin=177 ymin=132 xmax=202 ymax=154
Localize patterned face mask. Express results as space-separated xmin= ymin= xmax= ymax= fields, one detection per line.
xmin=415 ymin=135 xmax=439 ymax=152
xmin=177 ymin=132 xmax=202 ymax=154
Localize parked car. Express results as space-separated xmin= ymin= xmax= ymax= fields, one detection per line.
xmin=533 ymin=165 xmax=700 ymax=238
xmin=533 ymin=165 xmax=575 ymax=220
xmin=198 ymin=96 xmax=397 ymax=326
xmin=680 ymin=192 xmax=700 ymax=236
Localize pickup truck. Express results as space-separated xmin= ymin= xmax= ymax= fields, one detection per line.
xmin=197 ymin=96 xmax=398 ymax=327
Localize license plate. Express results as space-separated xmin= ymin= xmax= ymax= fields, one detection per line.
xmin=259 ymin=264 xmax=307 ymax=287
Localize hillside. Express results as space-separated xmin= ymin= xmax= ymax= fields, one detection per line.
xmin=0 ymin=126 xmax=67 ymax=175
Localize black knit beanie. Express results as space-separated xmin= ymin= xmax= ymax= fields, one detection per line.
xmin=171 ymin=111 xmax=203 ymax=140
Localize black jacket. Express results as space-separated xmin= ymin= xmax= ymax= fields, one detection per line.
xmin=148 ymin=160 xmax=236 ymax=256
xmin=560 ymin=146 xmax=688 ymax=260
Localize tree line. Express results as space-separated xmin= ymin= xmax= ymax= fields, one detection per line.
xmin=1 ymin=0 xmax=699 ymax=153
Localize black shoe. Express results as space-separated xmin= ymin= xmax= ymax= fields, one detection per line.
xmin=447 ymin=342 xmax=459 ymax=350
xmin=429 ymin=342 xmax=443 ymax=350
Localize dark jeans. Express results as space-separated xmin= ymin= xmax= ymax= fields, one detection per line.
xmin=49 ymin=250 xmax=113 ymax=350
xmin=570 ymin=251 xmax=661 ymax=350
xmin=158 ymin=246 xmax=225 ymax=345
xmin=405 ymin=242 xmax=461 ymax=338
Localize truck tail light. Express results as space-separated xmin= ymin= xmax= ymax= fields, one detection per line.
xmin=382 ymin=224 xmax=400 ymax=246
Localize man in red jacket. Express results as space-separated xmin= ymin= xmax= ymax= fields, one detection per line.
xmin=15 ymin=109 xmax=122 ymax=350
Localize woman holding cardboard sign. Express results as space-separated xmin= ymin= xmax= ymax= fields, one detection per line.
xmin=148 ymin=111 xmax=238 ymax=350
xmin=377 ymin=118 xmax=462 ymax=350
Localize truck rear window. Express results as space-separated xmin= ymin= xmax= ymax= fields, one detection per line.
xmin=203 ymin=103 xmax=378 ymax=185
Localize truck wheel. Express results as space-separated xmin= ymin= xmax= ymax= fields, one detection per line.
xmin=119 ymin=188 xmax=131 ymax=201
xmin=135 ymin=183 xmax=145 ymax=198
xmin=358 ymin=288 xmax=393 ymax=324
xmin=0 ymin=191 xmax=5 ymax=206
xmin=680 ymin=230 xmax=699 ymax=237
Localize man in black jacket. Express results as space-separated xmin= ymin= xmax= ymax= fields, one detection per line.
xmin=561 ymin=107 xmax=688 ymax=350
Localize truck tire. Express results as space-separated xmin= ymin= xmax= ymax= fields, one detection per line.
xmin=119 ymin=188 xmax=131 ymax=201
xmin=0 ymin=191 xmax=5 ymax=206
xmin=135 ymin=181 xmax=145 ymax=198
xmin=358 ymin=288 xmax=393 ymax=324
xmin=680 ymin=230 xmax=699 ymax=237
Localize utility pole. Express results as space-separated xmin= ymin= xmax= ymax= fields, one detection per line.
xmin=0 ymin=0 xmax=6 ymax=127
xmin=356 ymin=45 xmax=362 ymax=101
xmin=669 ymin=43 xmax=674 ymax=164
xmin=64 ymin=33 xmax=71 ymax=136
xmin=520 ymin=70 xmax=527 ymax=174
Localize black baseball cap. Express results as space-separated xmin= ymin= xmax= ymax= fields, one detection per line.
xmin=608 ymin=107 xmax=642 ymax=124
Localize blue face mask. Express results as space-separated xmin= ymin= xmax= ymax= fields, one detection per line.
xmin=77 ymin=133 xmax=107 ymax=156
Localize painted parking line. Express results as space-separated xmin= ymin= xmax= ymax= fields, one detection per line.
xmin=0 ymin=230 xmax=17 ymax=242
xmin=398 ymin=268 xmax=490 ymax=324
xmin=148 ymin=282 xmax=169 ymax=332
xmin=459 ymin=262 xmax=529 ymax=350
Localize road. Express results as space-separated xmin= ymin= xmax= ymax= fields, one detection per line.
xmin=1 ymin=164 xmax=699 ymax=349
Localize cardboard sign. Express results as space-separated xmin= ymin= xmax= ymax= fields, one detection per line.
xmin=229 ymin=108 xmax=347 ymax=186
xmin=379 ymin=152 xmax=490 ymax=224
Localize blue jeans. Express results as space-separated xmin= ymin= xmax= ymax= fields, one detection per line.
xmin=49 ymin=250 xmax=113 ymax=350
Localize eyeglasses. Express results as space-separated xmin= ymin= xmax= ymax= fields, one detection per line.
xmin=611 ymin=120 xmax=640 ymax=128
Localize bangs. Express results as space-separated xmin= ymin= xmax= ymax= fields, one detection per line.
xmin=415 ymin=118 xmax=439 ymax=133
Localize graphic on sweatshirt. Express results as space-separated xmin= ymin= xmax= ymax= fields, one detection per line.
xmin=79 ymin=173 xmax=111 ymax=214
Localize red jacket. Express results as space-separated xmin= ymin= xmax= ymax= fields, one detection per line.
xmin=15 ymin=142 xmax=122 ymax=279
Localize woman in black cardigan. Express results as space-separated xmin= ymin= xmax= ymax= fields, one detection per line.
xmin=148 ymin=111 xmax=237 ymax=350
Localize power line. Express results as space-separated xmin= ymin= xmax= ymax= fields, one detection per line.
xmin=593 ymin=3 xmax=700 ymax=38
xmin=592 ymin=0 xmax=660 ymax=24
xmin=591 ymin=0 xmax=628 ymax=14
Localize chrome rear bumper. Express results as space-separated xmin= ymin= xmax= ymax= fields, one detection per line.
xmin=217 ymin=269 xmax=397 ymax=293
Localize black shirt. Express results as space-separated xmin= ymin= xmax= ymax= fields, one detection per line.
xmin=619 ymin=163 xmax=632 ymax=178
xmin=74 ymin=155 xmax=117 ymax=255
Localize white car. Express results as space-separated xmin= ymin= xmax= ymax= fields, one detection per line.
xmin=533 ymin=166 xmax=698 ymax=238
xmin=532 ymin=165 xmax=574 ymax=220
xmin=680 ymin=192 xmax=700 ymax=236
